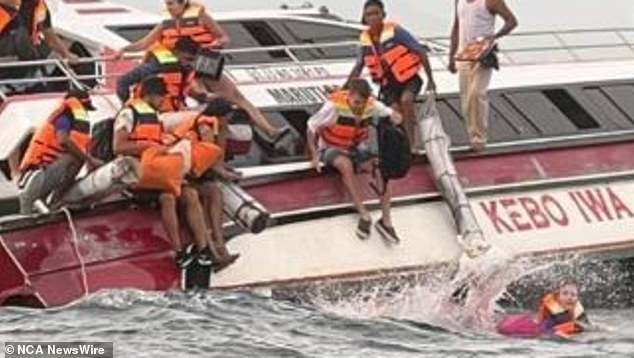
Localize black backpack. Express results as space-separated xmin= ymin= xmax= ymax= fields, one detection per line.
xmin=90 ymin=118 xmax=115 ymax=161
xmin=371 ymin=118 xmax=411 ymax=194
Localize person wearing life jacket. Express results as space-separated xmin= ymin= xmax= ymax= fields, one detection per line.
xmin=307 ymin=78 xmax=403 ymax=242
xmin=113 ymin=76 xmax=217 ymax=269
xmin=167 ymin=98 xmax=241 ymax=270
xmin=17 ymin=89 xmax=101 ymax=214
xmin=117 ymin=37 xmax=201 ymax=113
xmin=536 ymin=280 xmax=590 ymax=338
xmin=345 ymin=0 xmax=436 ymax=149
xmin=0 ymin=0 xmax=77 ymax=71
xmin=115 ymin=0 xmax=288 ymax=142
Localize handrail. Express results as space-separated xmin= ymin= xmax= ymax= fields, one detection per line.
xmin=1 ymin=28 xmax=634 ymax=93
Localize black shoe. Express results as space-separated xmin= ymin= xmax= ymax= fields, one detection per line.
xmin=375 ymin=219 xmax=400 ymax=244
xmin=356 ymin=217 xmax=372 ymax=240
xmin=197 ymin=247 xmax=213 ymax=267
xmin=175 ymin=245 xmax=195 ymax=269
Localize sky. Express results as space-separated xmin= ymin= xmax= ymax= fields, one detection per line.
xmin=113 ymin=0 xmax=634 ymax=37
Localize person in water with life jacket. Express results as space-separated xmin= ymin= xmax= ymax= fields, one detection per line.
xmin=166 ymin=98 xmax=241 ymax=269
xmin=346 ymin=0 xmax=436 ymax=149
xmin=113 ymin=0 xmax=290 ymax=144
xmin=113 ymin=76 xmax=234 ymax=270
xmin=536 ymin=280 xmax=591 ymax=337
xmin=17 ymin=89 xmax=102 ymax=214
xmin=497 ymin=279 xmax=592 ymax=339
xmin=307 ymin=78 xmax=403 ymax=242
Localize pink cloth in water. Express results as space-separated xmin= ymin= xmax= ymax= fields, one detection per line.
xmin=497 ymin=313 xmax=542 ymax=337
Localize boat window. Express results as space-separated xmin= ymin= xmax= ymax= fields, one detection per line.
xmin=583 ymin=86 xmax=634 ymax=127
xmin=107 ymin=25 xmax=155 ymax=43
xmin=598 ymin=84 xmax=634 ymax=123
xmin=542 ymin=89 xmax=599 ymax=129
xmin=241 ymin=21 xmax=289 ymax=60
xmin=272 ymin=19 xmax=359 ymax=61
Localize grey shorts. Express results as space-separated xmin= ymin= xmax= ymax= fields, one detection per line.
xmin=18 ymin=154 xmax=83 ymax=214
xmin=320 ymin=144 xmax=376 ymax=168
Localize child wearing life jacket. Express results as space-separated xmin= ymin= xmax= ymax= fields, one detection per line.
xmin=536 ymin=280 xmax=590 ymax=337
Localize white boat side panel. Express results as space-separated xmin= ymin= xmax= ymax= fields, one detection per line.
xmin=212 ymin=202 xmax=462 ymax=287
xmin=212 ymin=179 xmax=634 ymax=288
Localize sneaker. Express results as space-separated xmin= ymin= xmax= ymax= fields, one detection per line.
xmin=356 ymin=217 xmax=372 ymax=240
xmin=175 ymin=245 xmax=195 ymax=269
xmin=375 ymin=219 xmax=400 ymax=244
xmin=197 ymin=247 xmax=213 ymax=267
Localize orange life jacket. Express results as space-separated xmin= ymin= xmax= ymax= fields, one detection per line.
xmin=29 ymin=0 xmax=47 ymax=45
xmin=172 ymin=114 xmax=222 ymax=177
xmin=128 ymin=98 xmax=163 ymax=148
xmin=360 ymin=22 xmax=422 ymax=85
xmin=19 ymin=97 xmax=91 ymax=171
xmin=320 ymin=90 xmax=375 ymax=150
xmin=0 ymin=0 xmax=20 ymax=36
xmin=134 ymin=45 xmax=186 ymax=113
xmin=537 ymin=293 xmax=585 ymax=337
xmin=160 ymin=1 xmax=216 ymax=50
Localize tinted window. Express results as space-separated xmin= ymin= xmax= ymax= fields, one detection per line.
xmin=543 ymin=89 xmax=599 ymax=129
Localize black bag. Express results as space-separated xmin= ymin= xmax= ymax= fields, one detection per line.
xmin=194 ymin=48 xmax=225 ymax=80
xmin=371 ymin=118 xmax=411 ymax=195
xmin=479 ymin=44 xmax=499 ymax=70
xmin=90 ymin=118 xmax=115 ymax=161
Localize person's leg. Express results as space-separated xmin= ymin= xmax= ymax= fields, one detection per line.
xmin=331 ymin=154 xmax=370 ymax=220
xmin=159 ymin=192 xmax=182 ymax=252
xmin=199 ymin=181 xmax=232 ymax=257
xmin=18 ymin=154 xmax=82 ymax=213
xmin=399 ymin=88 xmax=418 ymax=149
xmin=468 ymin=64 xmax=493 ymax=149
xmin=180 ymin=186 xmax=214 ymax=254
xmin=203 ymin=76 xmax=278 ymax=137
xmin=458 ymin=63 xmax=476 ymax=145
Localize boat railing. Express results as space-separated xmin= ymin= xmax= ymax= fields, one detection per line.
xmin=428 ymin=27 xmax=634 ymax=66
xmin=1 ymin=27 xmax=633 ymax=94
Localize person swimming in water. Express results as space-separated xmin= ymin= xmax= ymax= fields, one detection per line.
xmin=497 ymin=279 xmax=591 ymax=338
xmin=535 ymin=280 xmax=590 ymax=337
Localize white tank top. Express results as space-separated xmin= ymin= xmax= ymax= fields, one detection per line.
xmin=457 ymin=0 xmax=496 ymax=51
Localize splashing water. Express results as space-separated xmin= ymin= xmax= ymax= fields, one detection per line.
xmin=310 ymin=250 xmax=586 ymax=335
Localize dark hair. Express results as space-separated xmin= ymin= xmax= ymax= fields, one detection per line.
xmin=139 ymin=76 xmax=167 ymax=97
xmin=174 ymin=37 xmax=200 ymax=56
xmin=203 ymin=98 xmax=234 ymax=117
xmin=361 ymin=0 xmax=386 ymax=24
xmin=347 ymin=78 xmax=372 ymax=99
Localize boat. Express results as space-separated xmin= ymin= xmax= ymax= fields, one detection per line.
xmin=2 ymin=1 xmax=634 ymax=308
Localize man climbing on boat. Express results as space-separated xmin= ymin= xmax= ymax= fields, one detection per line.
xmin=166 ymin=98 xmax=241 ymax=268
xmin=17 ymin=89 xmax=102 ymax=214
xmin=113 ymin=76 xmax=234 ymax=270
xmin=114 ymin=0 xmax=289 ymax=144
xmin=307 ymin=78 xmax=402 ymax=242
xmin=346 ymin=0 xmax=436 ymax=149
xmin=116 ymin=37 xmax=211 ymax=113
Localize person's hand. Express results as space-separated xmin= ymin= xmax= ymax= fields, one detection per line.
xmin=111 ymin=49 xmax=125 ymax=61
xmin=151 ymin=143 xmax=168 ymax=154
xmin=311 ymin=156 xmax=322 ymax=173
xmin=448 ymin=57 xmax=457 ymax=74
xmin=209 ymin=40 xmax=226 ymax=49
